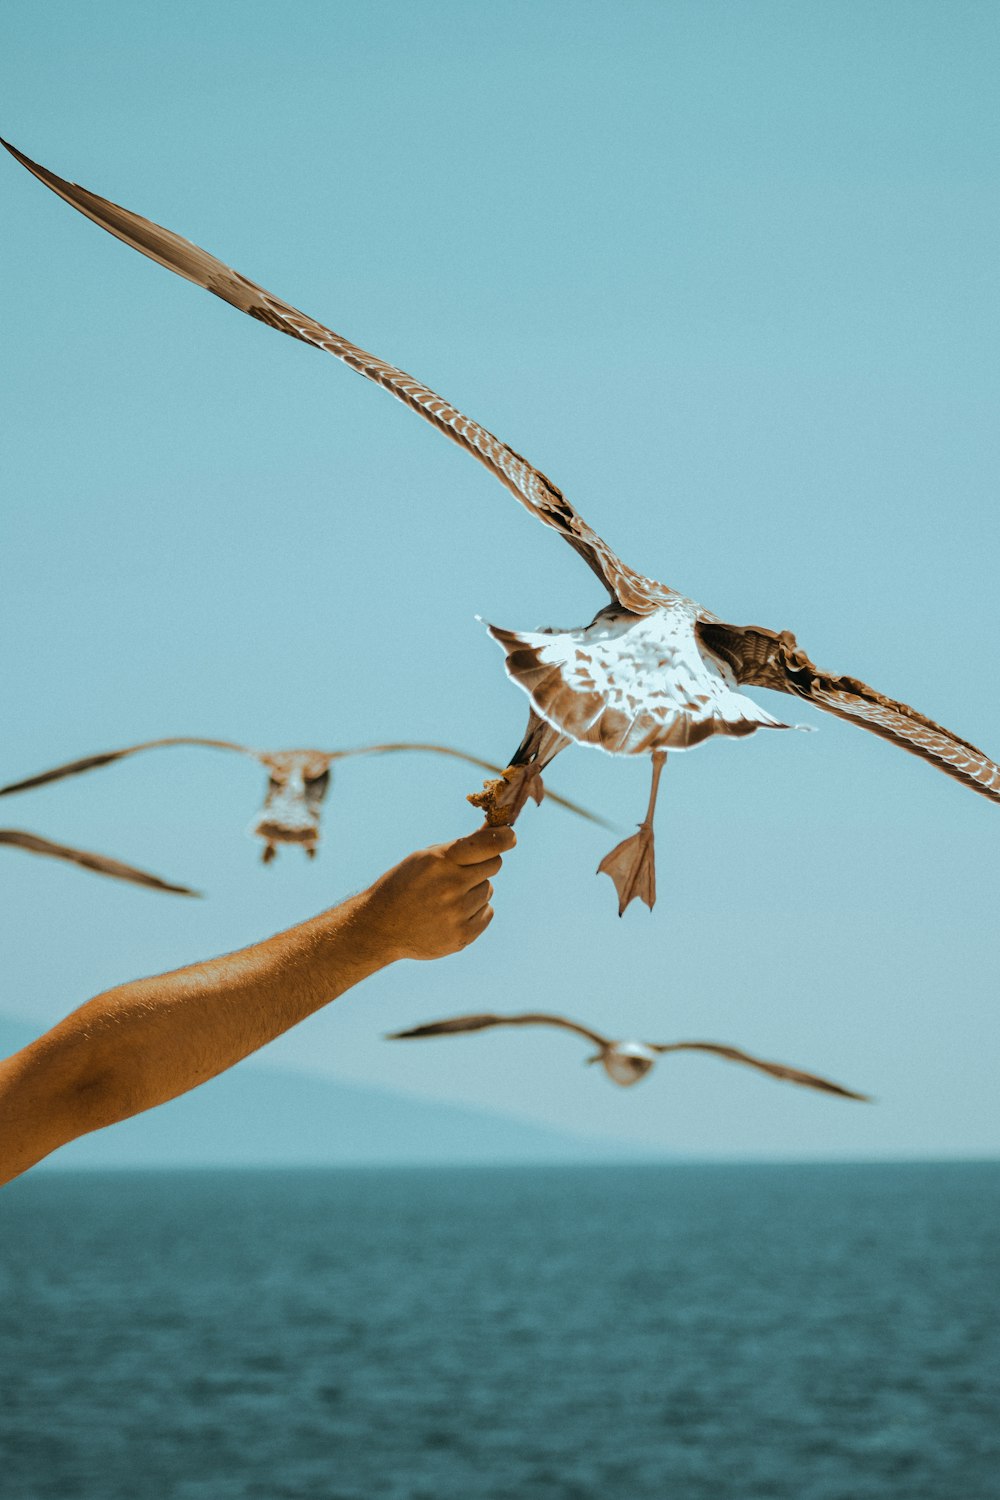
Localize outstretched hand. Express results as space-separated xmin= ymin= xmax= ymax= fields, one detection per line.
xmin=0 ymin=824 xmax=515 ymax=1188
xmin=360 ymin=824 xmax=516 ymax=961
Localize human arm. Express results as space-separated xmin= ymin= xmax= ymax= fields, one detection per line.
xmin=0 ymin=824 xmax=514 ymax=1187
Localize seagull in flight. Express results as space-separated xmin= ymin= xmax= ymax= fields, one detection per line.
xmin=0 ymin=735 xmax=606 ymax=864
xmin=0 ymin=828 xmax=197 ymax=896
xmin=4 ymin=138 xmax=998 ymax=912
xmin=387 ymin=1010 xmax=869 ymax=1099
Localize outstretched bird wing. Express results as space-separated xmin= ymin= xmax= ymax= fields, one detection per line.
xmin=330 ymin=741 xmax=614 ymax=826
xmin=0 ymin=828 xmax=199 ymax=895
xmin=697 ymin=622 xmax=1000 ymax=804
xmin=1 ymin=138 xmax=644 ymax=606
xmin=0 ymin=737 xmax=254 ymax=797
xmin=651 ymin=1039 xmax=868 ymax=1100
xmin=386 ymin=1011 xmax=610 ymax=1048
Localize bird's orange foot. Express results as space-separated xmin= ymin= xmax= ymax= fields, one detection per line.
xmin=597 ymin=824 xmax=656 ymax=916
xmin=467 ymin=764 xmax=545 ymax=826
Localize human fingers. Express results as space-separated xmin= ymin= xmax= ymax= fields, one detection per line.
xmin=452 ymin=854 xmax=503 ymax=892
xmin=460 ymin=904 xmax=495 ymax=944
xmin=450 ymin=848 xmax=506 ymax=888
xmin=446 ymin=825 xmax=516 ymax=865
xmin=461 ymin=879 xmax=493 ymax=916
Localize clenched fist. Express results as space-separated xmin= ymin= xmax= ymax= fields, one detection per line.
xmin=360 ymin=824 xmax=516 ymax=961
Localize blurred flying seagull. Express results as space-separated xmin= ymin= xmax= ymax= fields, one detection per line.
xmin=387 ymin=1011 xmax=869 ymax=1099
xmin=0 ymin=828 xmax=197 ymax=896
xmin=0 ymin=736 xmax=607 ymax=864
xmin=4 ymin=138 xmax=999 ymax=912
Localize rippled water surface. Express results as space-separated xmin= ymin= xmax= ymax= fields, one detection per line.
xmin=2 ymin=1163 xmax=998 ymax=1499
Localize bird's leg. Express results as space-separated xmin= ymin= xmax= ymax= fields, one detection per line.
xmin=468 ymin=709 xmax=572 ymax=826
xmin=260 ymin=841 xmax=278 ymax=865
xmin=597 ymin=750 xmax=667 ymax=915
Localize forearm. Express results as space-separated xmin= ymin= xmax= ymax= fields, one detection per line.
xmin=0 ymin=822 xmax=512 ymax=1189
xmin=0 ymin=888 xmax=393 ymax=1186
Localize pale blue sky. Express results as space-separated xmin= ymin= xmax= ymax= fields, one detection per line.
xmin=2 ymin=0 xmax=998 ymax=1158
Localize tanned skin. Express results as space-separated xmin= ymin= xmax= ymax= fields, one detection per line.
xmin=0 ymin=824 xmax=515 ymax=1187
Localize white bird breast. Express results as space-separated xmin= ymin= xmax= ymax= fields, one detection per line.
xmin=499 ymin=606 xmax=789 ymax=755
xmin=252 ymin=766 xmax=326 ymax=845
xmin=601 ymin=1042 xmax=657 ymax=1087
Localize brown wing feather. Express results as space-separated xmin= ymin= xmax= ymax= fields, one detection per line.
xmin=652 ymin=1040 xmax=869 ymax=1100
xmin=697 ymin=622 xmax=1000 ymax=804
xmin=1 ymin=137 xmax=636 ymax=601
xmin=0 ymin=829 xmax=199 ymax=895
xmin=331 ymin=741 xmax=613 ymax=827
xmin=792 ymin=680 xmax=1000 ymax=802
xmin=0 ymin=737 xmax=252 ymax=797
xmin=386 ymin=1012 xmax=609 ymax=1047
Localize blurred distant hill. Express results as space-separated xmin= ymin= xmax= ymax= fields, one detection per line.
xmin=0 ymin=1015 xmax=647 ymax=1170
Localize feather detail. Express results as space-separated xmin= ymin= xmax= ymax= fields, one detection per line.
xmin=489 ymin=609 xmax=795 ymax=755
xmin=387 ymin=1011 xmax=610 ymax=1048
xmin=651 ymin=1041 xmax=870 ymax=1101
xmin=0 ymin=137 xmax=655 ymax=605
xmin=699 ymin=622 xmax=1000 ymax=803
xmin=386 ymin=1011 xmax=869 ymax=1100
xmin=0 ymin=737 xmax=250 ymax=797
xmin=0 ymin=828 xmax=198 ymax=895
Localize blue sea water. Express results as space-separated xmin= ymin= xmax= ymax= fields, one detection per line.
xmin=1 ymin=1163 xmax=998 ymax=1500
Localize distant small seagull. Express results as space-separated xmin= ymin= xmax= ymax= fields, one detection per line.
xmin=4 ymin=138 xmax=998 ymax=913
xmin=0 ymin=737 xmax=606 ymax=864
xmin=387 ymin=1011 xmax=869 ymax=1099
xmin=0 ymin=828 xmax=197 ymax=896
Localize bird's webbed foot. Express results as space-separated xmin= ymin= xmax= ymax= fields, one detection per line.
xmin=260 ymin=841 xmax=278 ymax=865
xmin=597 ymin=823 xmax=656 ymax=916
xmin=597 ymin=749 xmax=666 ymax=915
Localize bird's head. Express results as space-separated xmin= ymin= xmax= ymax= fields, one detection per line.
xmin=251 ymin=750 xmax=333 ymax=860
xmin=591 ymin=1041 xmax=657 ymax=1087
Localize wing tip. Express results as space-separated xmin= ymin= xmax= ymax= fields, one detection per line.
xmin=1 ymin=136 xmax=44 ymax=175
